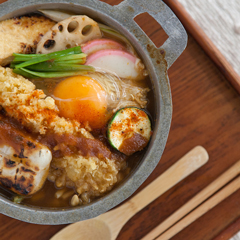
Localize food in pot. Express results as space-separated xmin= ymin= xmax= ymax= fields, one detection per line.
xmin=107 ymin=107 xmax=152 ymax=155
xmin=36 ymin=16 xmax=102 ymax=54
xmin=0 ymin=16 xmax=55 ymax=66
xmin=0 ymin=12 xmax=152 ymax=207
xmin=53 ymin=75 xmax=108 ymax=129
xmin=0 ymin=115 xmax=52 ymax=195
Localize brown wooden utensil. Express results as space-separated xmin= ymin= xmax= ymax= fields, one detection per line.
xmin=142 ymin=160 xmax=240 ymax=240
xmin=50 ymin=146 xmax=208 ymax=240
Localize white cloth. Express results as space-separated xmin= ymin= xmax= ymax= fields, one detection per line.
xmin=230 ymin=232 xmax=240 ymax=240
xmin=178 ymin=0 xmax=240 ymax=77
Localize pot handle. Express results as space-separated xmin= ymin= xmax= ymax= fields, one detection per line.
xmin=115 ymin=0 xmax=187 ymax=69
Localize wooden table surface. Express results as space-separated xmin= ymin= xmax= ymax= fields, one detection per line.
xmin=0 ymin=0 xmax=240 ymax=239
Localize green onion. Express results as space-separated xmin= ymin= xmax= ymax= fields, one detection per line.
xmin=55 ymin=59 xmax=85 ymax=65
xmin=13 ymin=68 xmax=39 ymax=79
xmin=14 ymin=66 xmax=94 ymax=78
xmin=26 ymin=62 xmax=91 ymax=72
xmin=13 ymin=195 xmax=24 ymax=204
xmin=14 ymin=46 xmax=82 ymax=69
xmin=11 ymin=46 xmax=94 ymax=78
xmin=12 ymin=46 xmax=81 ymax=63
xmin=54 ymin=53 xmax=86 ymax=61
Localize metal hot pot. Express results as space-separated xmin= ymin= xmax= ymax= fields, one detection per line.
xmin=0 ymin=0 xmax=187 ymax=224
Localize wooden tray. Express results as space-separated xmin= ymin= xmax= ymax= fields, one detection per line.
xmin=0 ymin=0 xmax=240 ymax=239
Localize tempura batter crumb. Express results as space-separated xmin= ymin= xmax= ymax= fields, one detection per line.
xmin=0 ymin=66 xmax=92 ymax=138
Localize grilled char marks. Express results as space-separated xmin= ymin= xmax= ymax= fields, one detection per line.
xmin=4 ymin=158 xmax=16 ymax=168
xmin=20 ymin=166 xmax=36 ymax=175
xmin=0 ymin=114 xmax=52 ymax=195
xmin=27 ymin=141 xmax=36 ymax=149
xmin=0 ymin=158 xmax=37 ymax=195
xmin=0 ymin=116 xmax=36 ymax=159
xmin=0 ymin=174 xmax=34 ymax=195
xmin=20 ymin=42 xmax=35 ymax=54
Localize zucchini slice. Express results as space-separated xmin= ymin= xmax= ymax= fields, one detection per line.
xmin=107 ymin=107 xmax=152 ymax=155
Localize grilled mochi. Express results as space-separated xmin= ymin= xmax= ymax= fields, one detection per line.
xmin=0 ymin=15 xmax=55 ymax=66
xmin=0 ymin=116 xmax=52 ymax=195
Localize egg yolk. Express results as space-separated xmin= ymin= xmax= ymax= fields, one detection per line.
xmin=53 ymin=76 xmax=108 ymax=129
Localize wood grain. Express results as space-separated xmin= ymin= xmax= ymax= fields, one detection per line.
xmin=142 ymin=160 xmax=240 ymax=240
xmin=213 ymin=217 xmax=240 ymax=240
xmin=157 ymin=176 xmax=240 ymax=240
xmin=0 ymin=0 xmax=240 ymax=240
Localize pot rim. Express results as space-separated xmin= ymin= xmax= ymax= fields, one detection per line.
xmin=0 ymin=0 xmax=187 ymax=224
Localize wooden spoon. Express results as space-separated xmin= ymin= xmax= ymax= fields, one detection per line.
xmin=50 ymin=146 xmax=208 ymax=240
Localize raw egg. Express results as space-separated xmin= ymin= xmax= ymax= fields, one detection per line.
xmin=53 ymin=75 xmax=108 ymax=129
